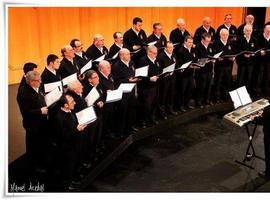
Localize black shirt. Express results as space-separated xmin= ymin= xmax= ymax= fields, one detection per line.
xmin=194 ymin=26 xmax=215 ymax=44
xmin=59 ymin=57 xmax=79 ymax=79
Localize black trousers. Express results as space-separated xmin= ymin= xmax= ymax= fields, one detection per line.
xmin=237 ymin=63 xmax=254 ymax=93
xmin=25 ymin=129 xmax=49 ymax=168
xmin=139 ymin=86 xmax=158 ymax=122
xmin=195 ymin=71 xmax=213 ymax=104
xmin=175 ymin=74 xmax=194 ymax=107
xmin=159 ymin=75 xmax=176 ymax=112
xmin=214 ymin=65 xmax=232 ymax=100
xmin=255 ymin=61 xmax=270 ymax=94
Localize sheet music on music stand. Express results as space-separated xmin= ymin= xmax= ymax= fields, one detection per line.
xmin=229 ymin=86 xmax=252 ymax=109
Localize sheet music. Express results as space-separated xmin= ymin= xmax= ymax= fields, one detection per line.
xmin=80 ymin=60 xmax=92 ymax=74
xmin=44 ymin=81 xmax=62 ymax=93
xmin=106 ymin=89 xmax=123 ymax=103
xmin=45 ymin=87 xmax=62 ymax=107
xmin=162 ymin=63 xmax=175 ymax=74
xmin=84 ymin=87 xmax=100 ymax=106
xmin=135 ymin=65 xmax=149 ymax=77
xmin=75 ymin=106 xmax=97 ymax=125
xmin=62 ymin=73 xmax=78 ymax=86
xmin=131 ymin=48 xmax=142 ymax=54
xmin=112 ymin=51 xmax=119 ymax=59
xmin=229 ymin=90 xmax=242 ymax=109
xmin=229 ymin=86 xmax=252 ymax=109
xmin=237 ymin=86 xmax=252 ymax=106
xmin=179 ymin=61 xmax=192 ymax=70
xmin=93 ymin=54 xmax=105 ymax=62
xmin=213 ymin=51 xmax=223 ymax=59
xmin=147 ymin=41 xmax=157 ymax=46
xmin=192 ymin=58 xmax=208 ymax=67
xmin=118 ymin=83 xmax=136 ymax=93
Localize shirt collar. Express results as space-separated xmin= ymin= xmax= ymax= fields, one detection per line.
xmin=46 ymin=66 xmax=56 ymax=76
xmin=184 ymin=44 xmax=191 ymax=52
xmin=154 ymin=33 xmax=161 ymax=39
xmin=121 ymin=59 xmax=130 ymax=67
xmin=132 ymin=27 xmax=139 ymax=36
xmin=164 ymin=50 xmax=172 ymax=59
xmin=203 ymin=26 xmax=209 ymax=32
xmin=220 ymin=39 xmax=227 ymax=46
xmin=147 ymin=55 xmax=156 ymax=64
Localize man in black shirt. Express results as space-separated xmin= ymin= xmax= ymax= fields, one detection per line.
xmin=18 ymin=62 xmax=38 ymax=90
xmin=195 ymin=33 xmax=215 ymax=107
xmin=216 ymin=14 xmax=238 ymax=42
xmin=147 ymin=22 xmax=167 ymax=53
xmin=213 ymin=28 xmax=236 ymax=103
xmin=123 ymin=17 xmax=147 ymax=65
xmin=157 ymin=42 xmax=178 ymax=117
xmin=236 ymin=24 xmax=258 ymax=94
xmin=85 ymin=34 xmax=109 ymax=70
xmin=194 ymin=17 xmax=215 ymax=45
xmin=255 ymin=25 xmax=270 ymax=96
xmin=54 ymin=94 xmax=87 ymax=190
xmin=176 ymin=35 xmax=197 ymax=112
xmin=17 ymin=71 xmax=49 ymax=172
xmin=41 ymin=54 xmax=61 ymax=88
xmin=108 ymin=32 xmax=128 ymax=61
xmin=59 ymin=45 xmax=79 ymax=79
xmin=237 ymin=14 xmax=260 ymax=38
xmin=137 ymin=45 xmax=159 ymax=125
xmin=169 ymin=18 xmax=190 ymax=53
xmin=112 ymin=48 xmax=140 ymax=135
xmin=250 ymin=105 xmax=270 ymax=180
xmin=70 ymin=39 xmax=89 ymax=70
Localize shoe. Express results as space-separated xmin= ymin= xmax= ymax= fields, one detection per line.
xmin=66 ymin=183 xmax=81 ymax=192
xmin=197 ymin=102 xmax=204 ymax=108
xmin=258 ymin=171 xmax=270 ymax=180
xmin=168 ymin=109 xmax=178 ymax=115
xmin=180 ymin=106 xmax=186 ymax=112
xmin=150 ymin=119 xmax=159 ymax=125
xmin=82 ymin=162 xmax=91 ymax=169
xmin=130 ymin=126 xmax=139 ymax=132
xmin=187 ymin=104 xmax=195 ymax=109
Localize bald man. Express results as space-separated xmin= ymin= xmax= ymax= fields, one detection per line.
xmin=59 ymin=45 xmax=78 ymax=78
xmin=237 ymin=14 xmax=259 ymax=38
xmin=85 ymin=34 xmax=109 ymax=69
xmin=112 ymin=48 xmax=139 ymax=135
xmin=213 ymin=28 xmax=236 ymax=103
xmin=169 ymin=18 xmax=191 ymax=53
xmin=194 ymin=17 xmax=216 ymax=45
xmin=236 ymin=24 xmax=258 ymax=94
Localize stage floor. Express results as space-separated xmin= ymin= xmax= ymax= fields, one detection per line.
xmin=86 ymin=112 xmax=268 ymax=192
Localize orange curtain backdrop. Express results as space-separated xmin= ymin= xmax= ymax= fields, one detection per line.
xmin=8 ymin=7 xmax=244 ymax=84
xmin=266 ymin=7 xmax=270 ymax=23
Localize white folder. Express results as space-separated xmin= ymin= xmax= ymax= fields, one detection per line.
xmin=80 ymin=60 xmax=92 ymax=74
xmin=118 ymin=83 xmax=136 ymax=93
xmin=179 ymin=61 xmax=192 ymax=70
xmin=44 ymin=81 xmax=62 ymax=93
xmin=84 ymin=87 xmax=100 ymax=106
xmin=62 ymin=73 xmax=78 ymax=86
xmin=45 ymin=87 xmax=62 ymax=107
xmin=106 ymin=89 xmax=123 ymax=103
xmin=93 ymin=54 xmax=105 ymax=62
xmin=75 ymin=106 xmax=97 ymax=125
xmin=135 ymin=65 xmax=149 ymax=77
xmin=162 ymin=63 xmax=176 ymax=74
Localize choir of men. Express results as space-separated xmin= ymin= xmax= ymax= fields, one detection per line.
xmin=17 ymin=15 xmax=270 ymax=191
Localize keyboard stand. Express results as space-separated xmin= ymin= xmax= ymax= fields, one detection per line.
xmin=235 ymin=122 xmax=265 ymax=169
